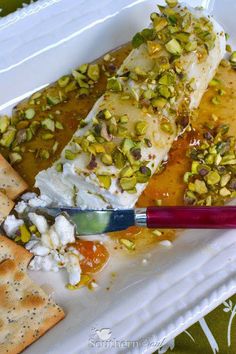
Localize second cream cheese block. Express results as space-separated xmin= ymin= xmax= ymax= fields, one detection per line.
xmin=36 ymin=3 xmax=226 ymax=209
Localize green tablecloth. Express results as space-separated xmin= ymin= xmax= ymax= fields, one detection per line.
xmin=1 ymin=1 xmax=236 ymax=353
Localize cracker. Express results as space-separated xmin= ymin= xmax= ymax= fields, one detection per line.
xmin=0 ymin=236 xmax=65 ymax=354
xmin=0 ymin=192 xmax=14 ymax=223
xmin=0 ymin=154 xmax=28 ymax=200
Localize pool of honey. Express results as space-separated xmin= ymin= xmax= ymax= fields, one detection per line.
xmin=4 ymin=44 xmax=236 ymax=253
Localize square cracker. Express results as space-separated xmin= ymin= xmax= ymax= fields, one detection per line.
xmin=0 ymin=154 xmax=28 ymax=200
xmin=0 ymin=236 xmax=65 ymax=354
xmin=0 ymin=192 xmax=14 ymax=223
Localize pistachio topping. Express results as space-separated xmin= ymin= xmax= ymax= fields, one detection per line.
xmin=184 ymin=125 xmax=236 ymax=206
xmin=87 ymin=64 xmax=100 ymax=81
xmin=230 ymin=51 xmax=236 ymax=69
xmin=107 ymin=77 xmax=122 ymax=92
xmin=98 ymin=175 xmax=111 ymax=189
xmin=0 ymin=116 xmax=10 ymax=134
xmin=135 ymin=121 xmax=148 ymax=136
xmin=119 ymin=238 xmax=135 ymax=250
xmin=65 ymin=150 xmax=77 ymax=160
xmin=58 ymin=75 xmax=70 ymax=88
xmin=25 ymin=108 xmax=35 ymax=120
xmin=165 ymin=39 xmax=183 ymax=55
xmin=120 ymin=175 xmax=137 ymax=191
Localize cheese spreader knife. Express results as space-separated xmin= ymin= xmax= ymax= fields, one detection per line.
xmin=37 ymin=206 xmax=236 ymax=235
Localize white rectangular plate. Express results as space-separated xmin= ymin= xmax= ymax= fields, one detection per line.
xmin=1 ymin=0 xmax=236 ymax=353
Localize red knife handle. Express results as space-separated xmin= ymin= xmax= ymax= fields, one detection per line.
xmin=146 ymin=206 xmax=236 ymax=229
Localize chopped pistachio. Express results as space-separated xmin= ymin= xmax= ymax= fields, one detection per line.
xmin=159 ymin=73 xmax=174 ymax=85
xmin=121 ymin=138 xmax=135 ymax=155
xmin=205 ymin=154 xmax=215 ymax=164
xmin=135 ymin=121 xmax=148 ymax=136
xmin=119 ymin=238 xmax=135 ymax=250
xmin=153 ymin=17 xmax=168 ymax=32
xmin=143 ymin=89 xmax=156 ymax=100
xmin=29 ymin=225 xmax=37 ymax=233
xmin=134 ymin=67 xmax=146 ymax=77
xmin=77 ymin=79 xmax=89 ymax=88
xmin=194 ymin=179 xmax=208 ymax=194
xmin=39 ymin=149 xmax=50 ymax=159
xmin=42 ymin=133 xmax=54 ymax=140
xmin=159 ymin=86 xmax=171 ymax=98
xmin=19 ymin=224 xmax=31 ymax=243
xmin=152 ymin=97 xmax=167 ymax=108
xmin=31 ymin=92 xmax=42 ymax=100
xmin=136 ymin=166 xmax=151 ymax=183
xmin=55 ymin=121 xmax=63 ymax=130
xmin=174 ymin=32 xmax=190 ymax=44
xmin=52 ymin=141 xmax=59 ymax=154
xmin=0 ymin=116 xmax=10 ymax=134
xmin=78 ymin=88 xmax=90 ymax=96
xmin=103 ymin=109 xmax=112 ymax=120
xmin=72 ymin=70 xmax=87 ymax=81
xmin=107 ymin=77 xmax=122 ymax=91
xmin=185 ymin=41 xmax=197 ymax=52
xmin=165 ymin=38 xmax=183 ymax=55
xmin=65 ymin=150 xmax=77 ymax=160
xmin=209 ymin=78 xmax=221 ymax=87
xmin=26 ymin=128 xmax=33 ymax=142
xmin=160 ymin=122 xmax=173 ymax=134
xmin=220 ymin=59 xmax=230 ymax=68
xmin=220 ymin=174 xmax=231 ymax=187
xmin=9 ymin=152 xmax=22 ymax=164
xmin=65 ymin=80 xmax=77 ymax=93
xmin=120 ymin=114 xmax=129 ymax=124
xmin=226 ymin=44 xmax=232 ymax=53
xmin=46 ymin=94 xmax=60 ymax=105
xmin=101 ymin=153 xmax=113 ymax=166
xmin=58 ymin=75 xmax=70 ymax=88
xmin=78 ymin=63 xmax=88 ymax=73
xmin=191 ymin=161 xmax=199 ymax=174
xmin=87 ymin=64 xmax=100 ymax=81
xmin=41 ymin=118 xmax=55 ymax=132
xmin=219 ymin=187 xmax=231 ymax=197
xmin=120 ymin=176 xmax=137 ymax=191
xmin=120 ymin=166 xmax=134 ymax=178
xmin=30 ymin=121 xmax=40 ymax=135
xmin=132 ymin=32 xmax=145 ymax=48
xmin=112 ymin=150 xmax=126 ymax=169
xmin=184 ymin=172 xmax=192 ymax=183
xmin=97 ymin=175 xmax=111 ymax=189
xmin=165 ymin=0 xmax=178 ymax=7
xmin=206 ymin=171 xmax=220 ymax=185
xmin=56 ymin=163 xmax=63 ymax=172
xmin=0 ymin=128 xmax=16 ymax=148
xmin=25 ymin=108 xmax=35 ymax=120
xmin=211 ymin=96 xmax=220 ymax=105
xmin=152 ymin=229 xmax=162 ymax=236
xmin=147 ymin=41 xmax=162 ymax=56
xmin=103 ymin=54 xmax=111 ymax=62
xmin=155 ymin=199 xmax=162 ymax=206
xmin=230 ymin=51 xmax=236 ymax=65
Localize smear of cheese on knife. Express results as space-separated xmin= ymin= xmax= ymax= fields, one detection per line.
xmin=36 ymin=3 xmax=226 ymax=209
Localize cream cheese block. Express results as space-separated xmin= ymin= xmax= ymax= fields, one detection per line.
xmin=36 ymin=3 xmax=226 ymax=209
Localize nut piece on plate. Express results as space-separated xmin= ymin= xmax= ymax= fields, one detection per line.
xmin=0 ymin=235 xmax=65 ymax=354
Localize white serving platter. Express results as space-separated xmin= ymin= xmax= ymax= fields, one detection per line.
xmin=1 ymin=0 xmax=236 ymax=353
